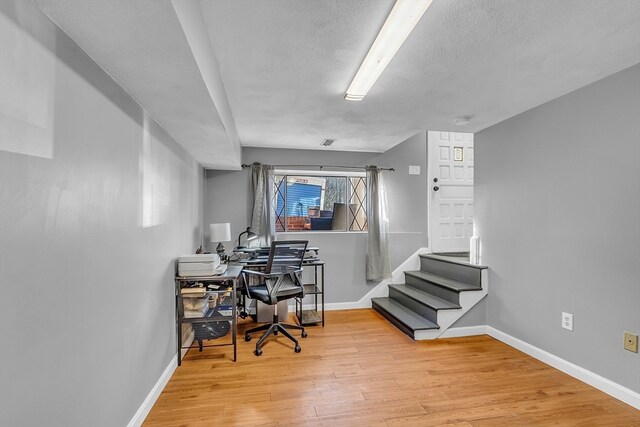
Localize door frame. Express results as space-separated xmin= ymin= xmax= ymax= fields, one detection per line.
xmin=427 ymin=130 xmax=475 ymax=253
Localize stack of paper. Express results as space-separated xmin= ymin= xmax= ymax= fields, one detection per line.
xmin=178 ymin=254 xmax=220 ymax=277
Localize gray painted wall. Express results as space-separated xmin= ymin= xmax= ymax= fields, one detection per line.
xmin=205 ymin=134 xmax=429 ymax=303
xmin=0 ymin=2 xmax=203 ymax=425
xmin=207 ymin=134 xmax=487 ymax=327
xmin=452 ymin=297 xmax=487 ymax=328
xmin=475 ymin=64 xmax=640 ymax=392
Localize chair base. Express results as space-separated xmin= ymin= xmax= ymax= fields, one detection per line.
xmin=245 ymin=321 xmax=307 ymax=356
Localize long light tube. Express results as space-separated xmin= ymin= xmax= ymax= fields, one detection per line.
xmin=344 ymin=0 xmax=433 ymax=101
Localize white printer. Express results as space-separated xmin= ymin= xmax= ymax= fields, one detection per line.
xmin=178 ymin=253 xmax=220 ymax=277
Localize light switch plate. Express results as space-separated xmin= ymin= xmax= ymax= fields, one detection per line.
xmin=408 ymin=165 xmax=420 ymax=175
xmin=624 ymin=332 xmax=638 ymax=353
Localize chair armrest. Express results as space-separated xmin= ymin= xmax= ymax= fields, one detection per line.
xmin=241 ymin=269 xmax=270 ymax=278
xmin=242 ymin=268 xmax=302 ymax=279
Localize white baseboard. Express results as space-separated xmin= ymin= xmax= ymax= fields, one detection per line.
xmin=439 ymin=325 xmax=489 ymax=338
xmin=485 ymin=326 xmax=640 ymax=410
xmin=127 ymin=355 xmax=178 ymax=427
xmin=323 ymin=302 xmax=369 ymax=311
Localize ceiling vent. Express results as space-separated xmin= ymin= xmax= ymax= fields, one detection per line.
xmin=454 ymin=116 xmax=471 ymax=126
xmin=321 ymin=138 xmax=336 ymax=147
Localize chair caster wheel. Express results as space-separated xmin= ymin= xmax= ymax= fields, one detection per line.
xmin=244 ymin=335 xmax=252 ymax=342
xmin=254 ymin=348 xmax=263 ymax=356
xmin=294 ymin=345 xmax=301 ymax=353
xmin=301 ymin=331 xmax=308 ymax=338
xmin=239 ymin=313 xmax=247 ymax=319
xmin=274 ymin=330 xmax=278 ymax=335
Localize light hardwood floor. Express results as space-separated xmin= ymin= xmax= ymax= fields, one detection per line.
xmin=144 ymin=309 xmax=640 ymax=426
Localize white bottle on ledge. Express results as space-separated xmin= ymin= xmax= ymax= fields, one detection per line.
xmin=469 ymin=235 xmax=479 ymax=265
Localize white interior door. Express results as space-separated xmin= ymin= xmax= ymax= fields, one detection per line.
xmin=428 ymin=131 xmax=474 ymax=253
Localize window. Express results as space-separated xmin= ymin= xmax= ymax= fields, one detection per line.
xmin=273 ymin=173 xmax=367 ymax=232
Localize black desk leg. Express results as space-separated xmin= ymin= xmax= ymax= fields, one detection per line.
xmin=232 ymin=278 xmax=237 ymax=362
xmin=321 ymin=264 xmax=325 ymax=327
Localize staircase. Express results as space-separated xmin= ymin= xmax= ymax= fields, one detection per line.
xmin=372 ymin=253 xmax=488 ymax=340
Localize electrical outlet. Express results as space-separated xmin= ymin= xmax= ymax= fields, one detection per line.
xmin=562 ymin=312 xmax=573 ymax=331
xmin=624 ymin=332 xmax=638 ymax=353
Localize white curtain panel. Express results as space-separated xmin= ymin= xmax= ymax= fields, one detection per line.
xmin=250 ymin=163 xmax=275 ymax=246
xmin=366 ymin=166 xmax=391 ymax=281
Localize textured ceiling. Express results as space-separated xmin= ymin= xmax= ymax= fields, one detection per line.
xmin=203 ymin=0 xmax=640 ymax=152
xmin=33 ymin=0 xmax=640 ymax=165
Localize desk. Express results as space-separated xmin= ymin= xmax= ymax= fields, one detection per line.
xmin=175 ymin=265 xmax=242 ymax=364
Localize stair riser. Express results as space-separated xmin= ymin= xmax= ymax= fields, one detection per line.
xmin=389 ymin=288 xmax=438 ymax=324
xmin=372 ymin=301 xmax=415 ymax=340
xmin=405 ymin=274 xmax=461 ymax=304
xmin=420 ymin=257 xmax=481 ymax=287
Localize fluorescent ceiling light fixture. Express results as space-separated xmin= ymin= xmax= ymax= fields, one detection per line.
xmin=345 ymin=0 xmax=433 ymax=101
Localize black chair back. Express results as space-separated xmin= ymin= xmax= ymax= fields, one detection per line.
xmin=240 ymin=240 xmax=310 ymax=355
xmin=242 ymin=240 xmax=309 ymax=305
xmin=265 ymin=240 xmax=308 ymax=274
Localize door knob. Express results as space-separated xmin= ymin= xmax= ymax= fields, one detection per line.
xmin=433 ymin=178 xmax=438 ymax=183
xmin=433 ymin=186 xmax=439 ymax=191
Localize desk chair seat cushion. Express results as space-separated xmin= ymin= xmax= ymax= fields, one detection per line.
xmin=249 ymin=284 xmax=302 ymax=303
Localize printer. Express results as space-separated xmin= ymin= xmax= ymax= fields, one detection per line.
xmin=178 ymin=253 xmax=220 ymax=277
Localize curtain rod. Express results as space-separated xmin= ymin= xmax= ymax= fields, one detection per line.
xmin=241 ymin=163 xmax=395 ymax=172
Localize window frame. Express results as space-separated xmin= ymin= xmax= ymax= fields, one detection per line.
xmin=273 ymin=169 xmax=368 ymax=233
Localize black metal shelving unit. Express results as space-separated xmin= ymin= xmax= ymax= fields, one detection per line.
xmin=175 ymin=265 xmax=242 ymax=365
xmin=295 ymin=260 xmax=325 ymax=327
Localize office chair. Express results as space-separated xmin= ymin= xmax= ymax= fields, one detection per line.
xmin=241 ymin=240 xmax=308 ymax=356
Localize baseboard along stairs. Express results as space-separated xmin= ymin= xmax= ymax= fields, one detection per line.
xmin=372 ymin=253 xmax=488 ymax=340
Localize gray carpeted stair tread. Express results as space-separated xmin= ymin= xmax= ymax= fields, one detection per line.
xmin=389 ymin=284 xmax=461 ymax=310
xmin=405 ymin=270 xmax=482 ymax=292
xmin=419 ymin=254 xmax=488 ymax=269
xmin=372 ymin=297 xmax=439 ymax=330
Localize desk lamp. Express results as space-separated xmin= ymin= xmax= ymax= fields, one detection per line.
xmin=210 ymin=223 xmax=231 ymax=259
xmin=237 ymin=227 xmax=257 ymax=248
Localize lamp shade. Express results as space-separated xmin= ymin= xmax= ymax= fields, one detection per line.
xmin=210 ymin=223 xmax=231 ymax=242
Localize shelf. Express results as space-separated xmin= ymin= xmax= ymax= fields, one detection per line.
xmin=299 ymin=309 xmax=322 ymax=325
xmin=180 ymin=341 xmax=232 ymax=350
xmin=294 ymin=261 xmax=325 ymax=327
xmin=179 ymin=286 xmax=232 ymax=296
xmin=176 ymin=269 xmax=240 ymax=365
xmin=303 ymin=284 xmax=321 ymax=294
xmin=180 ymin=307 xmax=234 ymax=323
xmin=179 ymin=294 xmax=233 ymax=305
